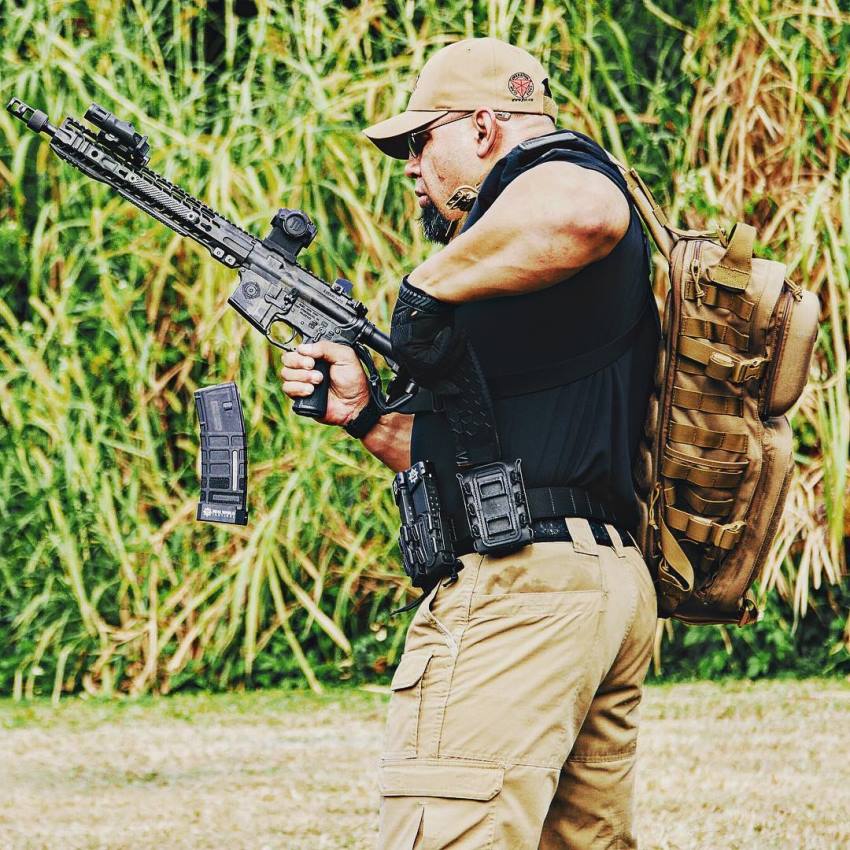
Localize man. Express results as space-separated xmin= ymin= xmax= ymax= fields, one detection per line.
xmin=281 ymin=37 xmax=659 ymax=850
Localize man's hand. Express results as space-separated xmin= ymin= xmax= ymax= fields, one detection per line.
xmin=280 ymin=341 xmax=370 ymax=427
xmin=390 ymin=278 xmax=466 ymax=388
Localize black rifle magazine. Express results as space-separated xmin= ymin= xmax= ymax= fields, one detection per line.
xmin=195 ymin=382 xmax=248 ymax=526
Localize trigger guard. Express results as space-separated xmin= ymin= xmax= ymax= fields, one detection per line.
xmin=267 ymin=320 xmax=298 ymax=352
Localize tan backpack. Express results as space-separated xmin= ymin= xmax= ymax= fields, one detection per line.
xmin=612 ymin=161 xmax=820 ymax=626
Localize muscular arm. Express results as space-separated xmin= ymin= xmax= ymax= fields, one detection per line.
xmin=409 ymin=161 xmax=630 ymax=302
xmin=361 ymin=412 xmax=412 ymax=472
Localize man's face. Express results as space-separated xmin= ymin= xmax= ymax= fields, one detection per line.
xmin=404 ymin=113 xmax=479 ymax=245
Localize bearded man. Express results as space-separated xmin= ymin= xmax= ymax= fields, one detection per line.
xmin=281 ymin=37 xmax=659 ymax=850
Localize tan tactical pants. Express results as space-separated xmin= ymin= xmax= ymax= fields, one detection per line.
xmin=377 ymin=517 xmax=657 ymax=850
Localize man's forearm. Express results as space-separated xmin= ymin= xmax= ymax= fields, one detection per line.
xmin=360 ymin=412 xmax=413 ymax=472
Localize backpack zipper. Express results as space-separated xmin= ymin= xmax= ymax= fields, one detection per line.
xmin=740 ymin=453 xmax=794 ymax=598
xmin=649 ymin=241 xmax=688 ymax=549
xmin=690 ymin=242 xmax=705 ymax=307
xmin=759 ymin=288 xmax=793 ymax=418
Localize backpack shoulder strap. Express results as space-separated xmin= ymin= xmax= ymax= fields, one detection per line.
xmin=602 ymin=151 xmax=729 ymax=263
xmin=517 ymin=131 xmax=723 ymax=264
xmin=607 ymin=158 xmax=675 ymax=260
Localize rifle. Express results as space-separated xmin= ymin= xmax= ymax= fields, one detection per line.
xmin=5 ymin=97 xmax=415 ymax=418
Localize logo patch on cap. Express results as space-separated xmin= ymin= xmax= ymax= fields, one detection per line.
xmin=508 ymin=72 xmax=534 ymax=101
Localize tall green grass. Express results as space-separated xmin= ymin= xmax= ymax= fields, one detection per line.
xmin=0 ymin=0 xmax=847 ymax=697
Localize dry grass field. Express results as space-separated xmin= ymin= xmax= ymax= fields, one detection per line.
xmin=2 ymin=680 xmax=849 ymax=850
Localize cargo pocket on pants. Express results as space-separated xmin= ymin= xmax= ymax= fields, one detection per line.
xmin=378 ymin=761 xmax=504 ymax=850
xmin=383 ymin=648 xmax=435 ymax=759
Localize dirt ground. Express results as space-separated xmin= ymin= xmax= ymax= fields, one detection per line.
xmin=1 ymin=680 xmax=849 ymax=850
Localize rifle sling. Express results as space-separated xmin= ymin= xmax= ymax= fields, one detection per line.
xmin=487 ymin=297 xmax=652 ymax=398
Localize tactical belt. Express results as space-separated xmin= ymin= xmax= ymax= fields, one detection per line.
xmin=392 ymin=459 xmax=634 ymax=609
xmin=530 ymin=517 xmax=637 ymax=549
xmin=452 ymin=486 xmax=636 ymax=557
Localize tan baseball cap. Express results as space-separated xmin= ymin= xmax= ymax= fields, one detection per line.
xmin=364 ymin=37 xmax=557 ymax=159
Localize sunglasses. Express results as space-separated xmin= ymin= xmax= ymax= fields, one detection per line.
xmin=406 ymin=111 xmax=511 ymax=158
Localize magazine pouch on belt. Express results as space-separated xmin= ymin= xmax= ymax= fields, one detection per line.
xmin=610 ymin=154 xmax=820 ymax=625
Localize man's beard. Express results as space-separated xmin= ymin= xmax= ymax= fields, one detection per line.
xmin=420 ymin=202 xmax=453 ymax=245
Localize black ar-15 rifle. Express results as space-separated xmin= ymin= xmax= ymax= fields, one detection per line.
xmin=6 ymin=97 xmax=414 ymax=418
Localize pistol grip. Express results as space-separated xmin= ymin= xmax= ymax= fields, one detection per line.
xmin=292 ymin=358 xmax=331 ymax=419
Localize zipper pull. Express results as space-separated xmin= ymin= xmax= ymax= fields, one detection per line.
xmin=691 ymin=251 xmax=705 ymax=307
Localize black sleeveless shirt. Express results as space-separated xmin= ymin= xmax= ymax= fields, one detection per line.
xmin=410 ymin=130 xmax=660 ymax=535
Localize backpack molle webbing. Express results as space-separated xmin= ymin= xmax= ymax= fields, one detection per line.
xmin=608 ymin=156 xmax=820 ymax=626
